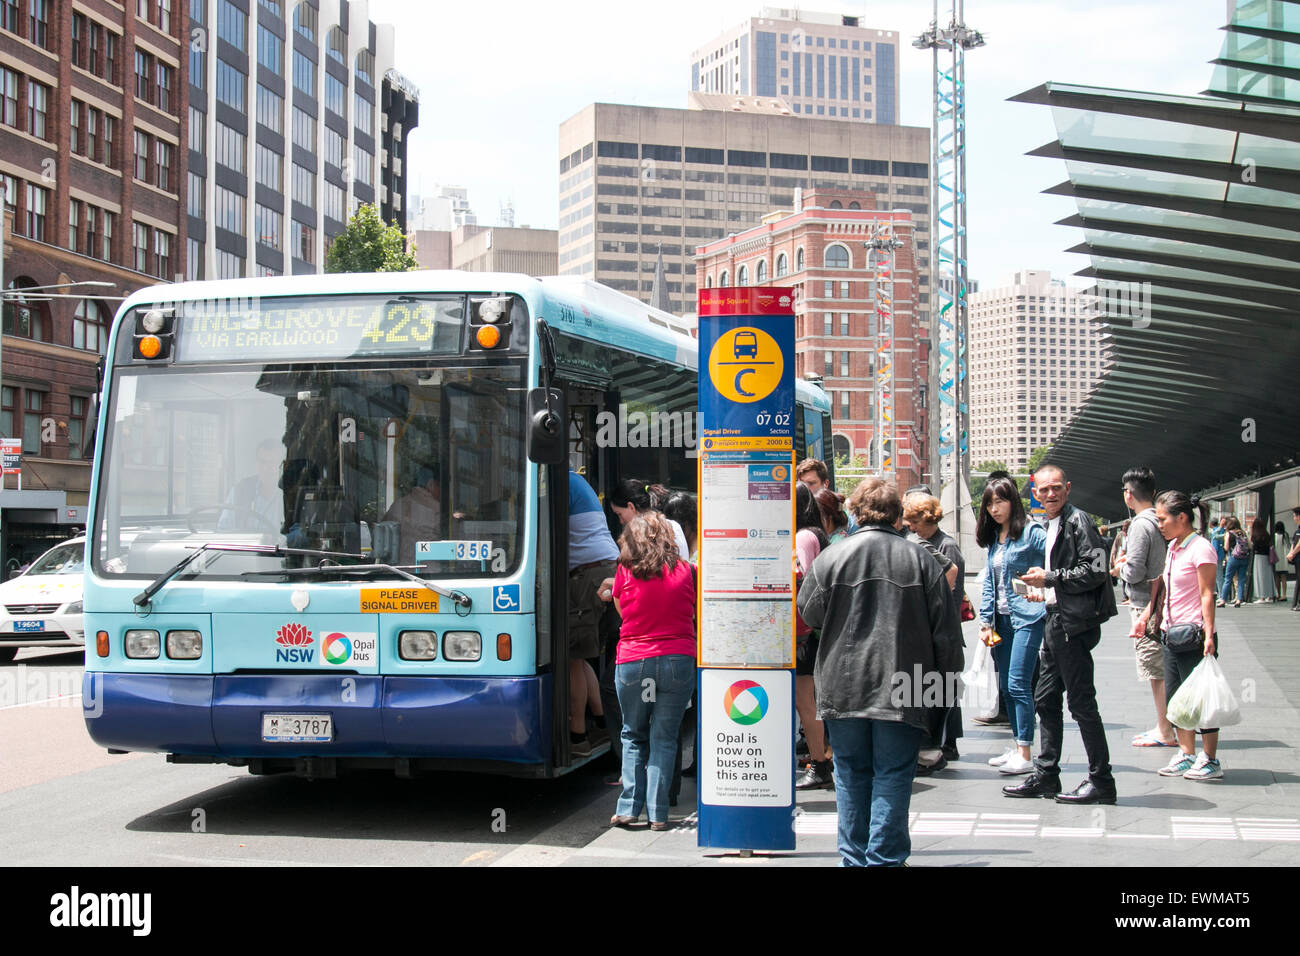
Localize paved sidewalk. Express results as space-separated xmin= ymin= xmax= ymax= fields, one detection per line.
xmin=528 ymin=600 xmax=1300 ymax=866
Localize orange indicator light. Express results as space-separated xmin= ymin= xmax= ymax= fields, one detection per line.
xmin=139 ymin=335 xmax=163 ymax=358
xmin=96 ymin=631 xmax=109 ymax=657
xmin=476 ymin=325 xmax=501 ymax=349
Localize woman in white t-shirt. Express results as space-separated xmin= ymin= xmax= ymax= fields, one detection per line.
xmin=1132 ymin=491 xmax=1222 ymax=782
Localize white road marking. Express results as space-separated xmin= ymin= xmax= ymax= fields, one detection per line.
xmin=1105 ymin=833 xmax=1172 ymax=840
xmin=151 ymin=853 xmax=352 ymax=867
xmin=0 ymin=692 xmax=82 ymax=711
xmin=793 ymin=811 xmax=1300 ymax=844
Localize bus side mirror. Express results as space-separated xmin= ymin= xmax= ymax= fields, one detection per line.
xmin=526 ymin=388 xmax=566 ymax=465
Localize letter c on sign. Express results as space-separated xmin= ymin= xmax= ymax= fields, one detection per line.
xmin=735 ymin=368 xmax=756 ymax=398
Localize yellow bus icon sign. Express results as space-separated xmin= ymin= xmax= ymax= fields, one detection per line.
xmin=707 ymin=327 xmax=784 ymax=404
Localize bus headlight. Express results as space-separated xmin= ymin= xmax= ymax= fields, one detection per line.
xmin=124 ymin=629 xmax=161 ymax=659
xmin=399 ymin=630 xmax=438 ymax=660
xmin=442 ymin=631 xmax=481 ymax=662
xmin=477 ymin=297 xmax=510 ymax=324
xmin=166 ymin=630 xmax=203 ymax=659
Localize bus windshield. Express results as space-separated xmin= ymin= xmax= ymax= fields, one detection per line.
xmin=94 ymin=360 xmax=526 ymax=580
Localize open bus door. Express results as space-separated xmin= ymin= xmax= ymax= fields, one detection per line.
xmin=545 ymin=462 xmax=571 ymax=772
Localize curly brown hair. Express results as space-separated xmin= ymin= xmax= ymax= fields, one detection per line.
xmin=618 ymin=511 xmax=682 ymax=580
xmin=902 ymin=491 xmax=943 ymax=527
xmin=847 ymin=477 xmax=902 ymax=527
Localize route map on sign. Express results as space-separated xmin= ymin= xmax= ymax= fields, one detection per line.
xmin=699 ymin=450 xmax=794 ymax=668
xmin=700 ymin=599 xmax=792 ymax=668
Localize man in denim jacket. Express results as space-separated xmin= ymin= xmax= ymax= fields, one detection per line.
xmin=1006 ymin=464 xmax=1119 ymax=805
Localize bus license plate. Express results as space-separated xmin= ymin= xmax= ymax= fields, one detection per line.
xmin=13 ymin=620 xmax=45 ymax=632
xmin=262 ymin=713 xmax=333 ymax=743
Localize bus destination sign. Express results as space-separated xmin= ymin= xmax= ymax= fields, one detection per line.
xmin=171 ymin=295 xmax=465 ymax=362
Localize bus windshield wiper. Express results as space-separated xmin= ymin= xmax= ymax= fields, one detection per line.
xmin=133 ymin=542 xmax=368 ymax=607
xmin=239 ymin=562 xmax=472 ymax=609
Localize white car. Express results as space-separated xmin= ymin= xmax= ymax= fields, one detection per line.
xmin=0 ymin=537 xmax=85 ymax=663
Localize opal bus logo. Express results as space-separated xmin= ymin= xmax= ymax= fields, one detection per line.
xmin=724 ymin=680 xmax=769 ymax=725
xmin=275 ymin=623 xmax=315 ymax=663
xmin=707 ymin=327 xmax=784 ymax=403
xmin=323 ymin=633 xmax=353 ymax=665
xmin=320 ymin=632 xmax=377 ymax=667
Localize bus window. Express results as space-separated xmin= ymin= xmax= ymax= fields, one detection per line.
xmin=94 ymin=363 xmax=525 ymax=579
xmin=803 ymin=406 xmax=825 ymax=463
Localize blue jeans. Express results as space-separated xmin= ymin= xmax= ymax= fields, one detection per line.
xmin=995 ymin=613 xmax=1044 ymax=746
xmin=825 ymin=718 xmax=923 ymax=867
xmin=1221 ymin=556 xmax=1248 ymax=603
xmin=1214 ymin=556 xmax=1225 ymax=597
xmin=615 ymin=655 xmax=695 ymax=824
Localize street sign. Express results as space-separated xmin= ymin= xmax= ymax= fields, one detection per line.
xmin=697 ymin=286 xmax=796 ymax=853
xmin=1027 ymin=475 xmax=1045 ymax=517
xmin=1 ymin=438 xmax=20 ymax=475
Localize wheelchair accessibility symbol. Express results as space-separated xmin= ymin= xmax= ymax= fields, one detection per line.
xmin=493 ymin=585 xmax=521 ymax=612
xmin=707 ymin=326 xmax=784 ymax=403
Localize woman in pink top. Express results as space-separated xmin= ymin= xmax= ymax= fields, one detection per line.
xmin=606 ymin=511 xmax=697 ymax=830
xmin=1132 ymin=491 xmax=1222 ymax=781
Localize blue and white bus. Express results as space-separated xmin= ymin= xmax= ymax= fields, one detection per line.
xmin=83 ymin=272 xmax=832 ymax=777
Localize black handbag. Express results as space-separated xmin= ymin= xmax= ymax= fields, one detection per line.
xmin=1155 ymin=548 xmax=1206 ymax=652
xmin=1161 ymin=623 xmax=1205 ymax=652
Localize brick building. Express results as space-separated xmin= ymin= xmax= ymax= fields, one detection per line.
xmin=2 ymin=1 xmax=188 ymax=565
xmin=695 ymin=187 xmax=928 ymax=489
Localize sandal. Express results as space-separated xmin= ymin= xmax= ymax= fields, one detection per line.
xmin=610 ymin=814 xmax=637 ymax=827
xmin=1132 ymin=730 xmax=1177 ymax=747
xmin=649 ymin=821 xmax=670 ymax=831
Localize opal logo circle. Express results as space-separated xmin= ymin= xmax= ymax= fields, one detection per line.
xmin=708 ymin=327 xmax=784 ymax=404
xmin=770 ymin=464 xmax=789 ymax=482
xmin=323 ymin=633 xmax=353 ymax=665
xmin=723 ymin=679 xmax=769 ymax=725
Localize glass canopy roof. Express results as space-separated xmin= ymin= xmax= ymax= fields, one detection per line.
xmin=1012 ymin=0 xmax=1300 ymax=515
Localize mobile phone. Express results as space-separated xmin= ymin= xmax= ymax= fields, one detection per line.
xmin=1012 ymin=578 xmax=1029 ymax=596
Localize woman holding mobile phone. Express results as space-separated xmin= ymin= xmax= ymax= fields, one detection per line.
xmin=976 ymin=474 xmax=1048 ymax=775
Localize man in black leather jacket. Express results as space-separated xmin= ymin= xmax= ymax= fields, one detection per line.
xmin=1006 ymin=464 xmax=1119 ymax=805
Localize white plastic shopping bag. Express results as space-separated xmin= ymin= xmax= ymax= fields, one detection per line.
xmin=1166 ymin=656 xmax=1242 ymax=730
xmin=960 ymin=638 xmax=998 ymax=714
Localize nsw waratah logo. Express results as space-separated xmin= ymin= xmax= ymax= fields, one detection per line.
xmin=275 ymin=623 xmax=315 ymax=663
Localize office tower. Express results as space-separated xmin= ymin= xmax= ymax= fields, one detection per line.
xmin=558 ymin=101 xmax=929 ymax=317
xmin=690 ymin=8 xmax=899 ymax=124
xmin=968 ymin=270 xmax=1112 ymax=471
xmin=450 ymin=225 xmax=557 ymax=275
xmin=186 ymin=0 xmax=417 ymax=280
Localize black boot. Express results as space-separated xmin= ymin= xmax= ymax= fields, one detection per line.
xmin=796 ymin=759 xmax=834 ymax=790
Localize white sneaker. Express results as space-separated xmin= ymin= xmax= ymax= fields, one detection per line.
xmin=1183 ymin=751 xmax=1224 ymax=781
xmin=999 ymin=753 xmax=1034 ymax=775
xmin=988 ymin=748 xmax=1016 ymax=767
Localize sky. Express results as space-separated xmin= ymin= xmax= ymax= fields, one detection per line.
xmin=365 ymin=0 xmax=1230 ymax=288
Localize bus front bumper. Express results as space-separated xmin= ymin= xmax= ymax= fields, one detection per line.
xmin=82 ymin=672 xmax=551 ymax=765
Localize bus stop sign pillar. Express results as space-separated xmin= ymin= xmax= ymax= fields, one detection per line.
xmin=696 ymin=287 xmax=797 ymax=853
